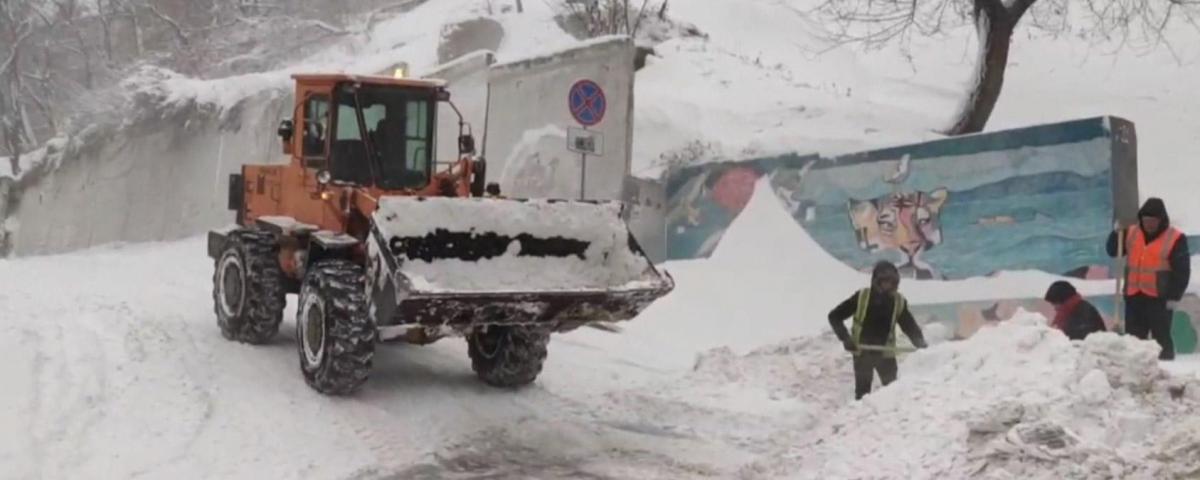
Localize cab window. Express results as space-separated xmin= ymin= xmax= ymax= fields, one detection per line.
xmin=302 ymin=95 xmax=330 ymax=166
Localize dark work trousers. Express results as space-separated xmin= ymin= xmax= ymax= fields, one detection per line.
xmin=1125 ymin=294 xmax=1175 ymax=360
xmin=853 ymin=351 xmax=898 ymax=400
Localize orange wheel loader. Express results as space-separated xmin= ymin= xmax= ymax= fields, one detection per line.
xmin=206 ymin=73 xmax=674 ymax=395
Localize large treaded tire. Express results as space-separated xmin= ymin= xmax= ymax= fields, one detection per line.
xmin=467 ymin=326 xmax=550 ymax=388
xmin=296 ymin=260 xmax=376 ymax=395
xmin=213 ymin=229 xmax=285 ymax=344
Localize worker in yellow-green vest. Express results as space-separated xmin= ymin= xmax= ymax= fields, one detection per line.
xmin=828 ymin=260 xmax=928 ymax=400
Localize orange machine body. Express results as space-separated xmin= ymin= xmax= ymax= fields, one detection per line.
xmin=232 ymin=73 xmax=480 ymax=281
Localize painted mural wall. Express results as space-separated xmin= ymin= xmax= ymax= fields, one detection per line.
xmin=666 ymin=116 xmax=1139 ymax=281
xmin=662 ymin=115 xmax=1200 ymax=353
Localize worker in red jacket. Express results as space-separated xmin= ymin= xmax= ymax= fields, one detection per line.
xmin=1107 ymin=197 xmax=1191 ymax=360
xmin=1044 ymin=281 xmax=1106 ymax=340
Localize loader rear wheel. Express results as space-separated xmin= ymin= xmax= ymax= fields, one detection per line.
xmin=467 ymin=326 xmax=550 ymax=388
xmin=296 ymin=260 xmax=376 ymax=395
xmin=213 ymin=229 xmax=285 ymax=344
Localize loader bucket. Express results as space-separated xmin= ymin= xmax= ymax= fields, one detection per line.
xmin=366 ymin=196 xmax=674 ymax=332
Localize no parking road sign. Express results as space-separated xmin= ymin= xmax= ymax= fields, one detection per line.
xmin=568 ymin=79 xmax=606 ymax=127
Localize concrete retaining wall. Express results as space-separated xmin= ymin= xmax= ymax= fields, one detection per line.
xmin=484 ymin=36 xmax=635 ymax=201
xmin=421 ymin=50 xmax=495 ymax=165
xmin=622 ymin=175 xmax=667 ymax=263
xmin=9 ymin=93 xmax=289 ymax=256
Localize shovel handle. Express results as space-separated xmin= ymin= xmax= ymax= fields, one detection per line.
xmin=1115 ymin=223 xmax=1126 ymax=334
xmin=856 ymin=345 xmax=917 ymax=354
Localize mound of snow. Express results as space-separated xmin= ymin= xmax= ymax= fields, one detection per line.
xmin=716 ymin=309 xmax=1200 ymax=479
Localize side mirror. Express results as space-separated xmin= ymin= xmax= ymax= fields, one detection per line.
xmin=278 ymin=119 xmax=294 ymax=155
xmin=278 ymin=119 xmax=294 ymax=140
xmin=458 ymin=134 xmax=475 ymax=155
xmin=470 ymin=158 xmax=487 ymax=197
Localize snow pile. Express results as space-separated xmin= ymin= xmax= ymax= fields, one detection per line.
xmin=374 ymin=197 xmax=663 ymax=292
xmin=737 ymin=309 xmax=1200 ymax=480
xmin=687 ymin=337 xmax=852 ymax=415
xmin=120 ymin=65 xmax=289 ymax=122
xmin=566 ymin=335 xmax=851 ymax=455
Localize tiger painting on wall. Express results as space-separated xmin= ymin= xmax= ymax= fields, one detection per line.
xmin=847 ymin=188 xmax=949 ymax=279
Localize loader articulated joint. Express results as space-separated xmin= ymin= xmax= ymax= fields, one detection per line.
xmin=228 ymin=173 xmax=245 ymax=224
xmin=470 ymin=158 xmax=487 ymax=197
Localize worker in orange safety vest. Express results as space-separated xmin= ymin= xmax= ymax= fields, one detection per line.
xmin=1107 ymin=197 xmax=1191 ymax=360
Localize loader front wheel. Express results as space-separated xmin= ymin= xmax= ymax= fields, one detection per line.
xmin=296 ymin=260 xmax=376 ymax=395
xmin=467 ymin=326 xmax=550 ymax=388
xmin=213 ymin=229 xmax=285 ymax=344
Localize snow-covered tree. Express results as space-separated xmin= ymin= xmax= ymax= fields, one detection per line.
xmin=557 ymin=0 xmax=664 ymax=38
xmin=0 ymin=0 xmax=410 ymax=166
xmin=814 ymin=0 xmax=1200 ymax=135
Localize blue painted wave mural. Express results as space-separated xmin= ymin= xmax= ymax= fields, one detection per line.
xmin=665 ymin=116 xmax=1140 ymax=281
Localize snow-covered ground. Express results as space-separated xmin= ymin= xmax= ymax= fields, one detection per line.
xmin=5 ymin=0 xmax=1200 ymax=478
xmin=3 ymin=183 xmax=1198 ymax=479
xmin=0 ymin=238 xmax=742 ymax=479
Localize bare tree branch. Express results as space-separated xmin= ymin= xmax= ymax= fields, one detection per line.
xmin=363 ymin=0 xmax=422 ymax=34
xmin=145 ymin=2 xmax=190 ymax=46
xmin=811 ymin=0 xmax=1200 ymax=135
xmin=557 ymin=0 xmax=665 ymax=38
xmin=0 ymin=23 xmax=35 ymax=75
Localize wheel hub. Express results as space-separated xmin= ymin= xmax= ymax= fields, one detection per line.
xmin=474 ymin=328 xmax=504 ymax=359
xmin=218 ymin=254 xmax=245 ymax=318
xmin=301 ymin=294 xmax=327 ymax=367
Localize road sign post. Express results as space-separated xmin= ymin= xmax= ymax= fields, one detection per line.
xmin=580 ymin=154 xmax=587 ymax=200
xmin=568 ymin=79 xmax=606 ymax=200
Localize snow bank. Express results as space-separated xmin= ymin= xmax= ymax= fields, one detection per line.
xmin=373 ymin=197 xmax=661 ymax=292
xmin=734 ymin=309 xmax=1200 ymax=479
xmin=121 ymin=65 xmax=290 ymax=120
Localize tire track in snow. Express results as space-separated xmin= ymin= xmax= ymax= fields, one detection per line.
xmin=30 ymin=314 xmax=112 ymax=477
xmin=342 ymin=362 xmax=744 ymax=479
xmin=122 ymin=304 xmax=218 ymax=479
xmin=20 ymin=325 xmax=48 ymax=480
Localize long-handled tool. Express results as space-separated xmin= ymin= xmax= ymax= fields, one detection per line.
xmin=856 ymin=344 xmax=918 ymax=354
xmin=1114 ymin=222 xmax=1126 ymax=334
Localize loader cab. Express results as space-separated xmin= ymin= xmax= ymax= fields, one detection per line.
xmin=280 ymin=74 xmax=451 ymax=192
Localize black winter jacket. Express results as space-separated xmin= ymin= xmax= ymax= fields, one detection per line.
xmin=828 ymin=290 xmax=926 ymax=347
xmin=1062 ymin=299 xmax=1107 ymax=340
